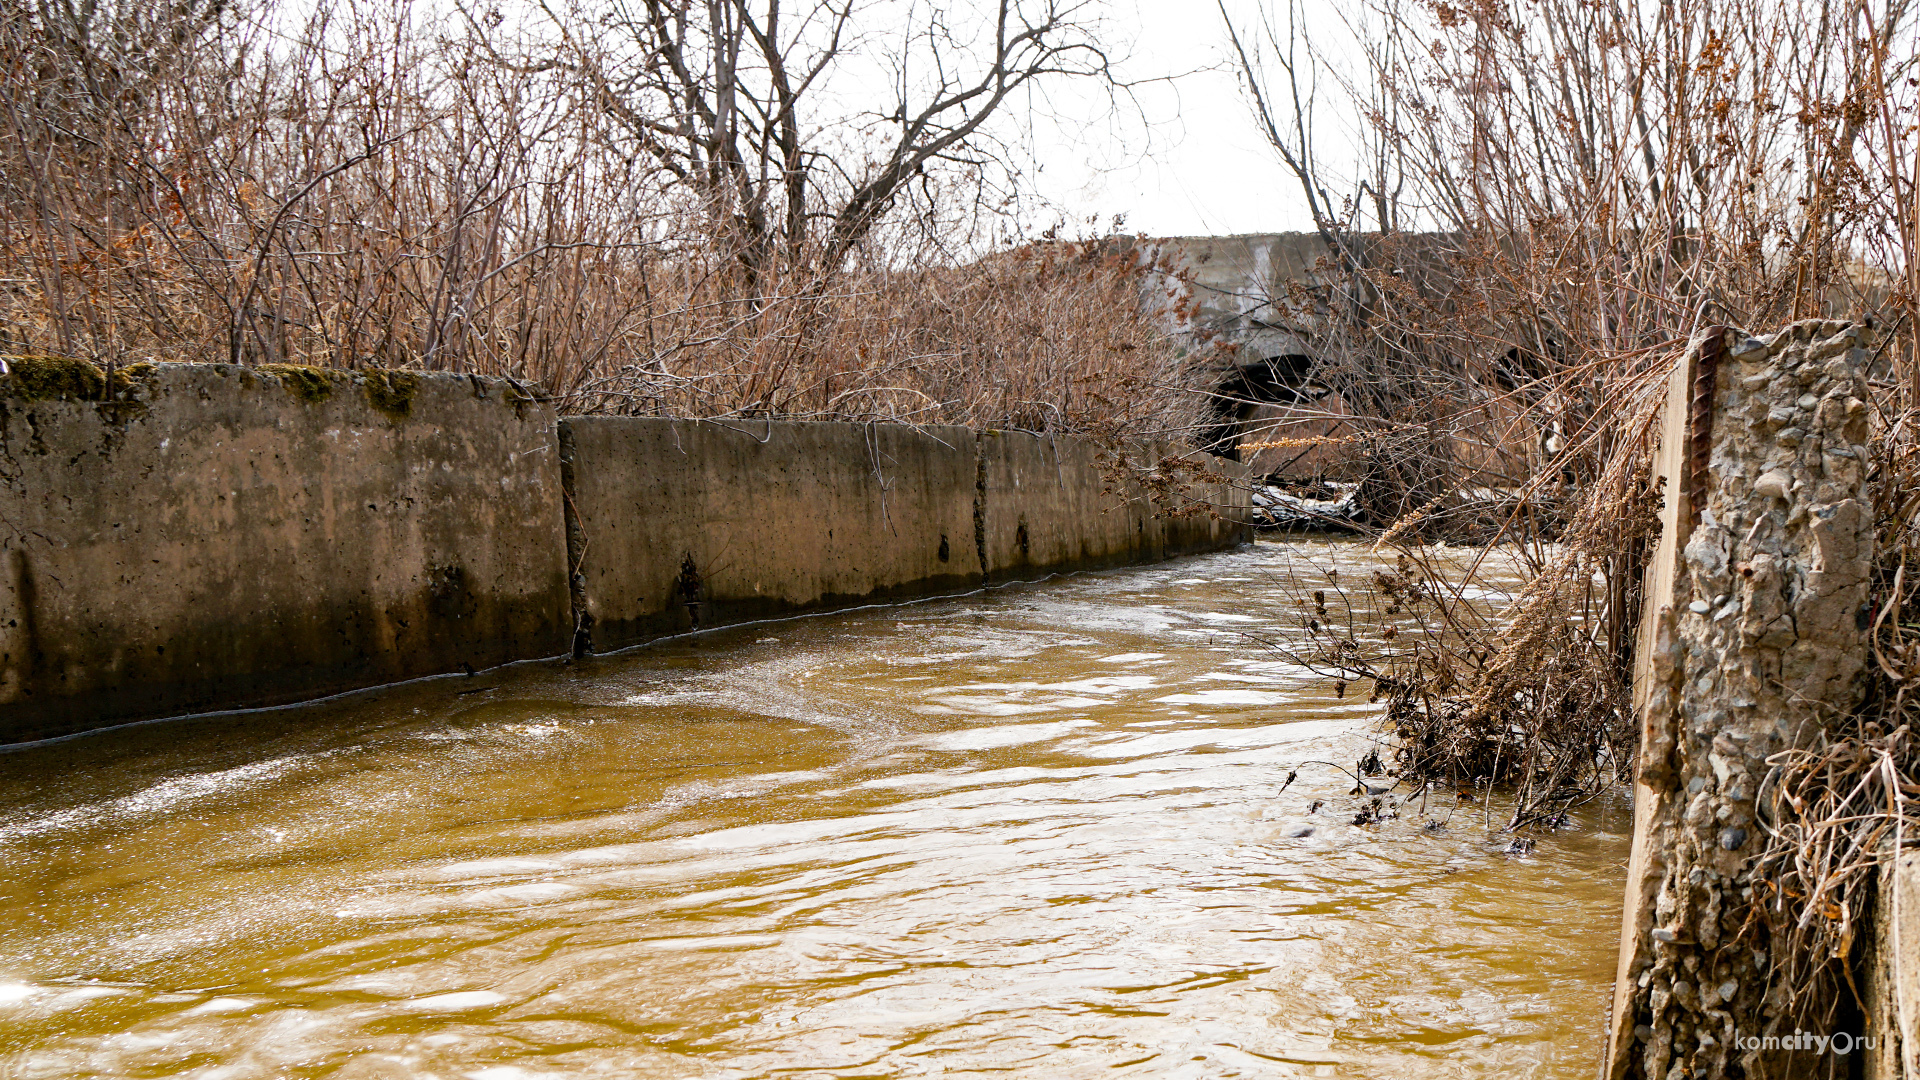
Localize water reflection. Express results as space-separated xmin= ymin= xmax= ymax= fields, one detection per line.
xmin=0 ymin=539 xmax=1626 ymax=1078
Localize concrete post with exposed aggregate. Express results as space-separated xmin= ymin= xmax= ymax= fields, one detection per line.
xmin=1609 ymin=319 xmax=1877 ymax=1078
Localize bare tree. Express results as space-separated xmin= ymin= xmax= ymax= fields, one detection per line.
xmin=515 ymin=0 xmax=1117 ymax=283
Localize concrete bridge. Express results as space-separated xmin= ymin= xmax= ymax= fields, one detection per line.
xmin=1141 ymin=233 xmax=1332 ymax=470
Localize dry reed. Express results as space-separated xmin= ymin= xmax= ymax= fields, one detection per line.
xmin=1222 ymin=0 xmax=1920 ymax=1055
xmin=0 ymin=0 xmax=1204 ymax=440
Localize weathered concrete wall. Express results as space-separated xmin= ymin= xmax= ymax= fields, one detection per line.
xmin=1144 ymin=233 xmax=1328 ymax=361
xmin=560 ymin=419 xmax=985 ymax=651
xmin=1 ymin=365 xmax=1250 ymax=741
xmin=0 ymin=361 xmax=573 ymax=741
xmin=564 ymin=420 xmax=1251 ymax=653
xmin=978 ymin=431 xmax=1247 ymax=581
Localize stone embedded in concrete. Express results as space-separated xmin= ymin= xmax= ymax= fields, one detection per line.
xmin=560 ymin=418 xmax=984 ymax=652
xmin=977 ymin=431 xmax=1251 ymax=581
xmin=0 ymin=362 xmax=572 ymax=742
xmin=1608 ymin=320 xmax=1878 ymax=1078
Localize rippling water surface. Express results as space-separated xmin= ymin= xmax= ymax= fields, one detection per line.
xmin=0 ymin=539 xmax=1627 ymax=1078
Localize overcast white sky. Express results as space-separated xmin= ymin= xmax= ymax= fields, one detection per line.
xmin=1019 ymin=0 xmax=1331 ymax=238
xmin=466 ymin=0 xmax=1349 ymax=241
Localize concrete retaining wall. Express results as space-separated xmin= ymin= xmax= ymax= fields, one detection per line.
xmin=978 ymin=431 xmax=1244 ymax=580
xmin=562 ymin=421 xmax=1251 ymax=653
xmin=561 ymin=419 xmax=986 ymax=651
xmin=0 ymin=361 xmax=1250 ymax=741
xmin=0 ymin=361 xmax=572 ymax=742
xmin=1866 ymin=854 xmax=1920 ymax=1078
xmin=1606 ymin=321 xmax=1879 ymax=1075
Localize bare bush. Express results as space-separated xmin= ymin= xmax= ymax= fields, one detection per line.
xmin=0 ymin=0 xmax=1199 ymax=440
xmin=1219 ymin=0 xmax=1919 ymax=525
xmin=1226 ymin=0 xmax=1920 ymax=1063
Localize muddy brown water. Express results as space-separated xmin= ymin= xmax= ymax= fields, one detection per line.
xmin=0 ymin=539 xmax=1628 ymax=1079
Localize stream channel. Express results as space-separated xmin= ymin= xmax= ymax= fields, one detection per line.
xmin=0 ymin=538 xmax=1629 ymax=1079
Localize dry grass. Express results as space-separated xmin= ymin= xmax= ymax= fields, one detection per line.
xmin=563 ymin=241 xmax=1209 ymax=434
xmin=0 ymin=0 xmax=1203 ymax=440
xmin=1224 ymin=0 xmax=1920 ymax=1041
xmin=1259 ymin=421 xmax=1664 ymax=832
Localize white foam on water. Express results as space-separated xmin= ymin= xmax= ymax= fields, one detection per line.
xmin=398 ymin=991 xmax=507 ymax=1012
xmin=921 ymin=719 xmax=1096 ymax=752
xmin=916 ymin=697 xmax=1060 ymax=716
xmin=416 ymin=857 xmax=568 ymax=881
xmin=643 ymin=934 xmax=781 ymax=951
xmin=42 ymin=986 xmax=130 ymax=1011
xmin=469 ymin=882 xmax=578 ymax=904
xmin=1152 ymin=690 xmax=1293 ymax=705
xmin=185 ymin=997 xmax=259 ymax=1015
xmin=1041 ymin=676 xmax=1157 ymax=693
xmin=0 ymin=754 xmax=317 ymax=844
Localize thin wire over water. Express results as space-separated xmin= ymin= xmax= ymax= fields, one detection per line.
xmin=0 ymin=539 xmax=1627 ymax=1078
